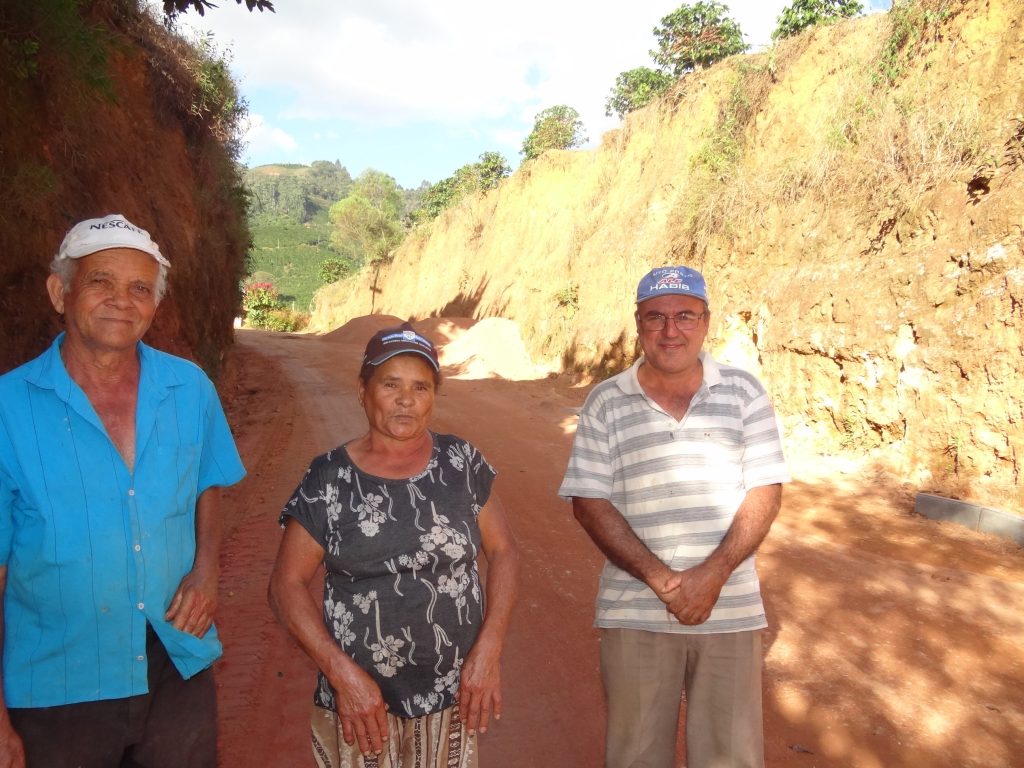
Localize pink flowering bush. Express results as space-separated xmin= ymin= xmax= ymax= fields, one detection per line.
xmin=241 ymin=281 xmax=280 ymax=329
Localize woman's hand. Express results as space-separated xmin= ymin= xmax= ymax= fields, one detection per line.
xmin=458 ymin=636 xmax=503 ymax=735
xmin=459 ymin=490 xmax=519 ymax=736
xmin=269 ymin=521 xmax=389 ymax=755
xmin=328 ymin=662 xmax=389 ymax=756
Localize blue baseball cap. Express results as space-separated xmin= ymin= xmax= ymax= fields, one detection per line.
xmin=635 ymin=266 xmax=708 ymax=306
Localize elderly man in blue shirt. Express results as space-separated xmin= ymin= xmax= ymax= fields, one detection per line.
xmin=0 ymin=214 xmax=245 ymax=767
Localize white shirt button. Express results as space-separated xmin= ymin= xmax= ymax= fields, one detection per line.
xmin=137 ymin=655 xmax=145 ymax=662
xmin=134 ymin=544 xmax=141 ymax=552
xmin=128 ymin=489 xmax=135 ymax=497
xmin=137 ymin=602 xmax=145 ymax=610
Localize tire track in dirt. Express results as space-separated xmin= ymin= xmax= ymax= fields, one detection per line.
xmin=213 ymin=324 xmax=1024 ymax=768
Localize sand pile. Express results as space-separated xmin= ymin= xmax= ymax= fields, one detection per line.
xmin=321 ymin=314 xmax=403 ymax=346
xmin=434 ymin=317 xmax=548 ymax=381
xmin=317 ymin=315 xmax=547 ymax=381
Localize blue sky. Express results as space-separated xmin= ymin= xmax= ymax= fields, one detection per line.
xmin=180 ymin=0 xmax=892 ymax=189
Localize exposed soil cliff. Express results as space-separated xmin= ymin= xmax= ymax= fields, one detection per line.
xmin=310 ymin=0 xmax=1024 ymax=516
xmin=0 ymin=1 xmax=248 ymax=376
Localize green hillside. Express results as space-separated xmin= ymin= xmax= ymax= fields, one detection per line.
xmin=247 ymin=210 xmax=341 ymax=311
xmin=243 ymin=162 xmax=425 ymax=313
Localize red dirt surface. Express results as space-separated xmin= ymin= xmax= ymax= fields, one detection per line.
xmin=214 ymin=322 xmax=1024 ymax=768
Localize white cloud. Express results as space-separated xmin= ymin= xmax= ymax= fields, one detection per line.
xmin=236 ymin=112 xmax=298 ymax=162
xmin=187 ymin=1 xmax=795 ymax=127
xmin=269 ymin=127 xmax=299 ymax=153
xmin=180 ymin=0 xmax=890 ymax=178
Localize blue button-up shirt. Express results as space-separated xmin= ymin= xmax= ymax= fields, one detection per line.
xmin=0 ymin=334 xmax=245 ymax=707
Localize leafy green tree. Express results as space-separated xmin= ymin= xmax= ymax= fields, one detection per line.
xmin=476 ymin=151 xmax=512 ymax=190
xmin=402 ymin=181 xmax=431 ymax=223
xmin=246 ymin=174 xmax=314 ymax=223
xmin=307 ymin=160 xmax=352 ymax=202
xmin=411 ymin=152 xmax=511 ymax=223
xmin=246 ymin=162 xmax=354 ymax=223
xmin=651 ymin=2 xmax=747 ymax=76
xmin=521 ymin=105 xmax=587 ymax=161
xmin=605 ymin=67 xmax=674 ymax=118
xmin=772 ymin=0 xmax=864 ymax=40
xmin=164 ymin=0 xmax=274 ymax=18
xmin=317 ymin=258 xmax=350 ymax=284
xmin=415 ymin=176 xmax=461 ymax=222
xmin=329 ymin=169 xmax=405 ymax=265
xmin=241 ymin=280 xmax=281 ymax=329
xmin=350 ymin=169 xmax=404 ymax=219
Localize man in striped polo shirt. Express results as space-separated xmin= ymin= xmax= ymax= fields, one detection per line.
xmin=559 ymin=265 xmax=789 ymax=768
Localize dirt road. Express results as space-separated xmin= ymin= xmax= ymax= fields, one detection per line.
xmin=213 ymin=322 xmax=1024 ymax=768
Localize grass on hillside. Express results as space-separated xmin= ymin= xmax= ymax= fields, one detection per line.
xmin=247 ymin=211 xmax=351 ymax=311
xmin=667 ymin=9 xmax=985 ymax=263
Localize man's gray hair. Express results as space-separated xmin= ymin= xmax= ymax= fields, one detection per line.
xmin=49 ymin=254 xmax=169 ymax=303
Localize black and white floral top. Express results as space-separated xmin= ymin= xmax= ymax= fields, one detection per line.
xmin=280 ymin=432 xmax=495 ymax=718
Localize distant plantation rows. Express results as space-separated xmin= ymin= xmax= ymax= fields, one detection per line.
xmin=247 ymin=211 xmax=339 ymax=311
xmin=241 ymin=155 xmax=509 ymax=326
xmin=243 ymin=161 xmax=423 ymax=320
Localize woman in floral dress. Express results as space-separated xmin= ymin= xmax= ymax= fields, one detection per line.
xmin=269 ymin=322 xmax=519 ymax=768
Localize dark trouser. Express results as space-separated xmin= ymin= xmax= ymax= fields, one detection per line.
xmin=9 ymin=626 xmax=217 ymax=768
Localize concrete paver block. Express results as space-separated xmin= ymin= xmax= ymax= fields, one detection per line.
xmin=915 ymin=492 xmax=1024 ymax=545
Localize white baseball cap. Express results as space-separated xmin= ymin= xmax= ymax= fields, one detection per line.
xmin=57 ymin=214 xmax=171 ymax=267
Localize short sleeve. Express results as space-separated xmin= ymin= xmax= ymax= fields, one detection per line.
xmin=438 ymin=436 xmax=496 ymax=513
xmin=197 ymin=378 xmax=246 ymax=493
xmin=469 ymin=443 xmax=496 ymax=510
xmin=739 ymin=389 xmax=790 ymax=490
xmin=278 ymin=454 xmax=333 ymax=547
xmin=557 ymin=390 xmax=614 ymax=501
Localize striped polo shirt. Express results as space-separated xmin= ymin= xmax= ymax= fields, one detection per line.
xmin=558 ymin=352 xmax=789 ymax=634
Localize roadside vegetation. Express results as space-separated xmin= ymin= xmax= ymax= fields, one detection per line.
xmin=239 ymin=2 xmax=913 ymax=333
xmin=605 ymin=0 xmax=865 ymax=118
xmin=663 ymin=0 xmax=980 ymax=265
xmin=0 ymin=0 xmax=254 ymax=373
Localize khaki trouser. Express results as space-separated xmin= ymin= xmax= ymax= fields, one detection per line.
xmin=601 ymin=628 xmax=764 ymax=768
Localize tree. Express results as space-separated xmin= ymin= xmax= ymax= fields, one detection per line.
xmin=651 ymin=2 xmax=747 ymax=77
xmin=605 ymin=67 xmax=674 ymax=118
xmin=328 ymin=170 xmax=405 ymax=265
xmin=317 ymin=258 xmax=350 ymax=284
xmin=164 ymin=0 xmax=275 ymax=18
xmin=772 ymin=0 xmax=864 ymax=40
xmin=245 ymin=173 xmax=313 ymax=222
xmin=476 ymin=151 xmax=512 ymax=191
xmin=350 ymin=169 xmax=404 ymax=220
xmin=411 ymin=152 xmax=512 ymax=223
xmin=241 ymin=280 xmax=281 ymax=329
xmin=307 ymin=160 xmax=352 ymax=202
xmin=521 ymin=105 xmax=587 ymax=161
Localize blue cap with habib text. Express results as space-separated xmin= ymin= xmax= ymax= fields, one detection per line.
xmin=636 ymin=266 xmax=708 ymax=306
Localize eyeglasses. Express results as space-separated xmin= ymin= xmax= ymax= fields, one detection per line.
xmin=638 ymin=311 xmax=706 ymax=332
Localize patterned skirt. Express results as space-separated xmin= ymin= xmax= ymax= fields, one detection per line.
xmin=310 ymin=702 xmax=479 ymax=768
